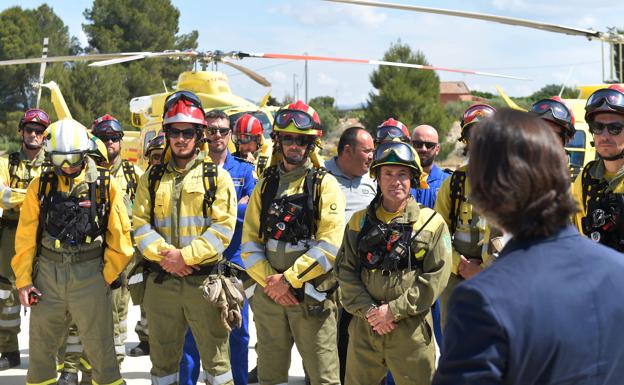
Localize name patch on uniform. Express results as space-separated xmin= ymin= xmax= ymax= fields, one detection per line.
xmin=232 ymin=177 xmax=244 ymax=187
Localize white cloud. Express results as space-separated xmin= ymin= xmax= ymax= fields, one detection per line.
xmin=268 ymin=70 xmax=288 ymax=84
xmin=269 ymin=0 xmax=386 ymax=28
xmin=317 ymin=72 xmax=338 ymax=86
xmin=78 ymin=30 xmax=88 ymax=47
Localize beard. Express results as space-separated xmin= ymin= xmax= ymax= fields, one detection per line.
xmin=173 ymin=146 xmax=197 ymax=160
xmin=419 ymin=155 xmax=434 ymax=168
xmin=24 ymin=141 xmax=42 ymax=150
xmin=283 ymin=152 xmax=307 ymax=166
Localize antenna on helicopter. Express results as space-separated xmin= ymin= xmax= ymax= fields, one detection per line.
xmin=36 ymin=37 xmax=49 ymax=108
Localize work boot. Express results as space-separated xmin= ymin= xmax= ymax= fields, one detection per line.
xmin=57 ymin=371 xmax=79 ymax=385
xmin=0 ymin=351 xmax=20 ymax=370
xmin=128 ymin=341 xmax=149 ymax=356
xmin=80 ymin=371 xmax=92 ymax=385
xmin=247 ymin=366 xmax=258 ymax=383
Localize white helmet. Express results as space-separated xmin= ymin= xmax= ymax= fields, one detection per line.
xmin=44 ymin=119 xmax=98 ymax=169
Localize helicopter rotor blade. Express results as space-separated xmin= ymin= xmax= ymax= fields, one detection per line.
xmin=245 ymin=52 xmax=529 ymax=80
xmin=89 ymin=54 xmax=148 ymax=67
xmin=322 ymin=0 xmax=624 ymax=43
xmin=221 ymin=59 xmax=271 ymax=87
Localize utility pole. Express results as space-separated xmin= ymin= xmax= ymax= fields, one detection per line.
xmin=293 ymin=73 xmax=298 ymax=100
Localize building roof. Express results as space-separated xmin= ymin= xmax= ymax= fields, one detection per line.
xmin=440 ymin=81 xmax=470 ymax=95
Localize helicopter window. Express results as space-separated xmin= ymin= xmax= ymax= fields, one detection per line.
xmin=567 ymin=129 xmax=585 ymax=149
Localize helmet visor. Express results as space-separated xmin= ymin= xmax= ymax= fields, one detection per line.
xmin=375 ymin=126 xmax=409 ymax=143
xmin=530 ymin=99 xmax=571 ymax=125
xmin=93 ymin=119 xmax=123 ymax=135
xmin=374 ymin=141 xmax=417 ymax=164
xmin=164 ymin=90 xmax=203 ymax=114
xmin=586 ymin=89 xmax=624 ymax=114
xmin=462 ymin=105 xmax=496 ymax=128
xmin=50 ymin=152 xmax=86 ymax=168
xmin=23 ymin=109 xmax=50 ymax=124
xmin=274 ymin=109 xmax=319 ymax=130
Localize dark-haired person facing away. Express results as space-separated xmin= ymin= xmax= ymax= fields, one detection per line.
xmin=433 ymin=109 xmax=624 ymax=385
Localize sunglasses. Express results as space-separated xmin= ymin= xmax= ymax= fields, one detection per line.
xmin=235 ymin=134 xmax=258 ymax=144
xmin=586 ymin=89 xmax=624 ymax=113
xmin=50 ymin=152 xmax=86 ymax=168
xmin=375 ymin=126 xmax=409 ymax=143
xmin=412 ymin=140 xmax=437 ymax=150
xmin=279 ymin=134 xmax=314 ymax=147
xmin=375 ymin=141 xmax=417 ymax=163
xmin=168 ymin=128 xmax=197 ymax=140
xmin=23 ymin=126 xmax=45 ymax=135
xmin=93 ymin=119 xmax=123 ymax=134
xmin=207 ymin=127 xmax=231 ymax=136
xmin=588 ymin=121 xmax=624 ymax=136
xmin=96 ymin=135 xmax=122 ymax=143
xmin=274 ymin=110 xmax=320 ymax=130
xmin=164 ymin=91 xmax=203 ymax=114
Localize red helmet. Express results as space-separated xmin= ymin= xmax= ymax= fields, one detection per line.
xmin=585 ymin=84 xmax=624 ymax=123
xmin=19 ymin=109 xmax=51 ymax=130
xmin=530 ymin=96 xmax=575 ymax=140
xmin=375 ymin=118 xmax=410 ymax=144
xmin=460 ymin=104 xmax=496 ymax=141
xmin=162 ymin=91 xmax=207 ymax=128
xmin=91 ymin=114 xmax=124 ymax=136
xmin=234 ymin=114 xmax=264 ymax=136
xmin=273 ymin=100 xmax=323 ymax=137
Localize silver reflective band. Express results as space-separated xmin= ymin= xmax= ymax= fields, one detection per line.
xmin=244 ymin=283 xmax=257 ymax=299
xmin=134 ymin=224 xmax=152 ymax=237
xmin=242 ymin=252 xmax=265 ymax=270
xmin=154 ymin=217 xmax=172 ymax=229
xmin=2 ymin=305 xmax=20 ymax=315
xmin=2 ymin=187 xmax=13 ymax=208
xmin=201 ymin=370 xmax=233 ymax=385
xmin=151 ymin=372 xmax=179 ymax=385
xmin=241 ymin=241 xmax=264 ymax=254
xmin=0 ymin=318 xmax=20 ymax=328
xmin=211 ymin=223 xmax=233 ymax=239
xmin=0 ymin=289 xmax=11 ymax=300
xmin=201 ymin=228 xmax=225 ymax=253
xmin=304 ymin=283 xmax=327 ymax=302
xmin=128 ymin=273 xmax=144 ymax=285
xmin=138 ymin=231 xmax=163 ymax=253
xmin=66 ymin=345 xmax=83 ymax=353
xmin=453 ymin=231 xmax=472 ymax=243
xmin=66 ymin=335 xmax=81 ymax=344
xmin=306 ymin=246 xmax=333 ymax=273
xmin=179 ymin=215 xmax=211 ymax=228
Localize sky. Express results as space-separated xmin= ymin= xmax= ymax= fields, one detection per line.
xmin=3 ymin=0 xmax=624 ymax=107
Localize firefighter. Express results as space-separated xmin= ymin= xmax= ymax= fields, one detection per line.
xmin=128 ymin=132 xmax=166 ymax=358
xmin=232 ymin=113 xmax=272 ymax=177
xmin=0 ymin=108 xmax=50 ymax=370
xmin=572 ymin=85 xmax=624 ymax=251
xmin=241 ymin=100 xmax=345 ymax=385
xmin=132 ymin=90 xmax=237 ymax=385
xmin=336 ymin=139 xmax=451 ymax=385
xmin=434 ymin=104 xmax=498 ymax=327
xmin=12 ymin=118 xmax=134 ymax=385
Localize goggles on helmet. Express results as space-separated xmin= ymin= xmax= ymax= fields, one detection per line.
xmin=50 ymin=151 xmax=86 ymax=168
xmin=20 ymin=109 xmax=51 ymax=129
xmin=374 ymin=141 xmax=417 ymax=164
xmin=92 ymin=119 xmax=123 ymax=135
xmin=234 ymin=133 xmax=259 ymax=145
xmin=530 ymin=99 xmax=572 ymax=127
xmin=462 ymin=104 xmax=496 ymax=129
xmin=274 ymin=109 xmax=321 ymax=130
xmin=585 ymin=88 xmax=624 ymax=117
xmin=375 ymin=126 xmax=409 ymax=143
xmin=163 ymin=90 xmax=203 ymax=115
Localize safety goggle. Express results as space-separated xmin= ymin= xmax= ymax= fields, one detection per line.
xmin=375 ymin=126 xmax=409 ymax=143
xmin=530 ymin=99 xmax=572 ymax=126
xmin=411 ymin=140 xmax=437 ymax=150
xmin=93 ymin=119 xmax=123 ymax=134
xmin=234 ymin=133 xmax=258 ymax=144
xmin=23 ymin=109 xmax=50 ymax=123
xmin=274 ymin=109 xmax=320 ymax=130
xmin=279 ymin=134 xmax=314 ymax=147
xmin=588 ymin=121 xmax=624 ymax=136
xmin=586 ymin=89 xmax=624 ymax=114
xmin=164 ymin=91 xmax=203 ymax=114
xmin=50 ymin=152 xmax=86 ymax=168
xmin=374 ymin=141 xmax=416 ymax=163
xmin=462 ymin=105 xmax=496 ymax=127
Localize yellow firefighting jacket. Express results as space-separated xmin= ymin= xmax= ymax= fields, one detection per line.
xmin=571 ymin=159 xmax=624 ymax=234
xmin=241 ymin=159 xmax=345 ymax=289
xmin=434 ymin=165 xmax=492 ymax=274
xmin=335 ymin=197 xmax=451 ymax=321
xmin=132 ymin=155 xmax=237 ymax=265
xmin=11 ymin=158 xmax=134 ymax=288
xmin=0 ymin=149 xmax=46 ymax=216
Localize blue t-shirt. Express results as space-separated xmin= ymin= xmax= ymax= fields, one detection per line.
xmin=411 ymin=164 xmax=450 ymax=209
xmin=222 ymin=152 xmax=257 ymax=266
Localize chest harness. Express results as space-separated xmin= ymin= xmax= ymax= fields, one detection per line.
xmin=120 ymin=159 xmax=138 ymax=201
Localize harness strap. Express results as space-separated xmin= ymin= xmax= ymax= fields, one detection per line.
xmin=121 ymin=160 xmax=138 ymax=201
xmin=449 ymin=170 xmax=466 ymax=234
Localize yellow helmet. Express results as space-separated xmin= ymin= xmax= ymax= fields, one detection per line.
xmin=44 ymin=118 xmax=104 ymax=170
xmin=370 ymin=139 xmax=428 ymax=189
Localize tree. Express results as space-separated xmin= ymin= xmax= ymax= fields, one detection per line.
xmin=529 ymin=84 xmax=578 ymax=102
xmin=83 ymin=0 xmax=199 ymax=97
xmin=363 ymin=41 xmax=450 ymax=138
xmin=309 ymin=96 xmax=339 ymax=135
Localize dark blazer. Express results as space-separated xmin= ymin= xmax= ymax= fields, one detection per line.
xmin=433 ymin=225 xmax=624 ymax=385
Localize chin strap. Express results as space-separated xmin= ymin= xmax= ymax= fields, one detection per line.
xmin=602 ymin=149 xmax=624 ymax=161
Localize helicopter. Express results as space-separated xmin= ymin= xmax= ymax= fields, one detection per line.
xmin=323 ymin=0 xmax=624 ymax=176
xmin=0 ymin=46 xmax=529 ymax=167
